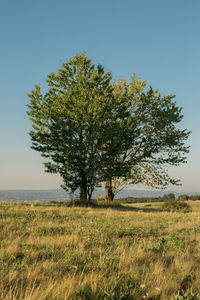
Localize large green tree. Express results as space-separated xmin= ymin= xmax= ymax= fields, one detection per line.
xmin=27 ymin=54 xmax=190 ymax=203
xmin=103 ymin=76 xmax=190 ymax=201
xmin=27 ymin=54 xmax=130 ymax=203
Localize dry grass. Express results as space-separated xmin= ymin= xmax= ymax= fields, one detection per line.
xmin=1 ymin=201 xmax=200 ymax=299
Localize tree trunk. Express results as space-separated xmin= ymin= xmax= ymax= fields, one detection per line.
xmin=87 ymin=186 xmax=94 ymax=203
xmin=80 ymin=185 xmax=87 ymax=203
xmin=105 ymin=178 xmax=114 ymax=202
xmin=105 ymin=179 xmax=110 ymax=202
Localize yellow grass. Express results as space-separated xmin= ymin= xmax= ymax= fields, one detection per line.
xmin=1 ymin=201 xmax=200 ymax=299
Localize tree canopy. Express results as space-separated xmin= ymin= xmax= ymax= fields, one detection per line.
xmin=27 ymin=54 xmax=190 ymax=203
xmin=103 ymin=77 xmax=190 ymax=200
xmin=27 ymin=54 xmax=132 ymax=202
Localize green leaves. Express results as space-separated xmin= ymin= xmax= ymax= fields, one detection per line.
xmin=27 ymin=54 xmax=118 ymax=200
xmin=27 ymin=54 xmax=190 ymax=202
xmin=104 ymin=76 xmax=190 ymax=200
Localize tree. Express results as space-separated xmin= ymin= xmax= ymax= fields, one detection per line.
xmin=177 ymin=194 xmax=189 ymax=201
xmin=163 ymin=193 xmax=176 ymax=200
xmin=105 ymin=164 xmax=180 ymax=201
xmin=27 ymin=54 xmax=125 ymax=203
xmin=27 ymin=54 xmax=190 ymax=204
xmin=103 ymin=76 xmax=190 ymax=201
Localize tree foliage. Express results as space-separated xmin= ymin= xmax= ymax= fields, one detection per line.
xmin=177 ymin=194 xmax=189 ymax=201
xmin=27 ymin=54 xmax=120 ymax=202
xmin=27 ymin=54 xmax=190 ymax=203
xmin=103 ymin=76 xmax=190 ymax=201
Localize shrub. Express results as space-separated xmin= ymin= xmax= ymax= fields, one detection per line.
xmin=177 ymin=194 xmax=189 ymax=201
xmin=163 ymin=193 xmax=176 ymax=200
xmin=161 ymin=200 xmax=192 ymax=212
xmin=190 ymin=194 xmax=200 ymax=200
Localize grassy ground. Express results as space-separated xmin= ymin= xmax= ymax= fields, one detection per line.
xmin=1 ymin=200 xmax=200 ymax=299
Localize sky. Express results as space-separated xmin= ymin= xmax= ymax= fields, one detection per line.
xmin=0 ymin=0 xmax=199 ymax=192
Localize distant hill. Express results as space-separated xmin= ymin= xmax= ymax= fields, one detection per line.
xmin=0 ymin=188 xmax=186 ymax=202
xmin=0 ymin=189 xmax=69 ymax=202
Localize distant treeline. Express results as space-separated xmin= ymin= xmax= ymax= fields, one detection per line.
xmin=117 ymin=193 xmax=200 ymax=203
xmin=178 ymin=194 xmax=200 ymax=201
xmin=119 ymin=196 xmax=168 ymax=203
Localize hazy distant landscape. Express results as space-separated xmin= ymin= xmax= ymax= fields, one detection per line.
xmin=0 ymin=188 xmax=196 ymax=202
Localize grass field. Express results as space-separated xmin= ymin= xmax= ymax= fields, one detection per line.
xmin=1 ymin=200 xmax=200 ymax=299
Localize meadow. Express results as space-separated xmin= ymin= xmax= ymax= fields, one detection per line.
xmin=1 ymin=200 xmax=200 ymax=299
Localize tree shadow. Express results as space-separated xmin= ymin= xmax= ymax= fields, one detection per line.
xmin=51 ymin=200 xmax=164 ymax=212
xmin=93 ymin=204 xmax=163 ymax=213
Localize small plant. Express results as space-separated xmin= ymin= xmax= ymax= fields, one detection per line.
xmin=172 ymin=288 xmax=200 ymax=300
xmin=150 ymin=237 xmax=167 ymax=253
xmin=161 ymin=200 xmax=192 ymax=212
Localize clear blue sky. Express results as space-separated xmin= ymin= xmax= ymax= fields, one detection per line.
xmin=0 ymin=0 xmax=199 ymax=192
